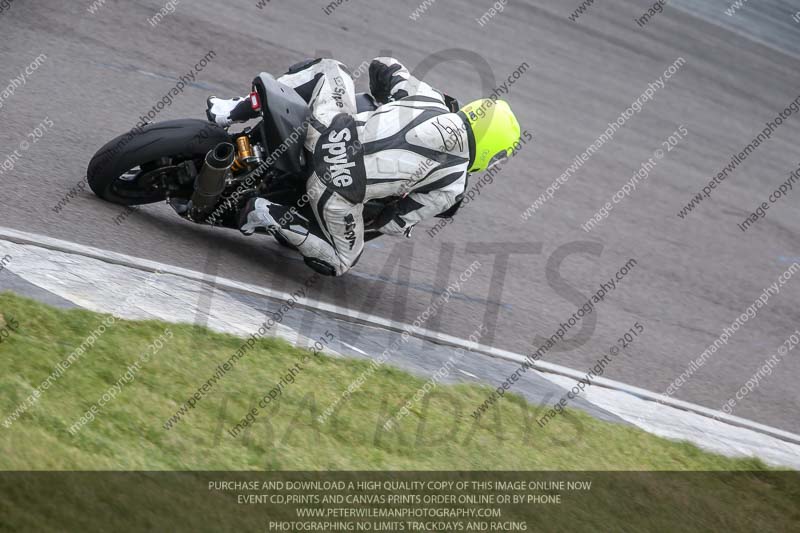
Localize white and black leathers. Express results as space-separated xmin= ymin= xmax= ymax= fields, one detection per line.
xmin=238 ymin=57 xmax=474 ymax=276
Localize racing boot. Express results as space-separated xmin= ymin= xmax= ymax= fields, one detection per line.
xmin=238 ymin=198 xmax=309 ymax=250
xmin=206 ymin=96 xmax=258 ymax=127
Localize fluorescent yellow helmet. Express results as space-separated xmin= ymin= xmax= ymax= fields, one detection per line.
xmin=459 ymin=99 xmax=521 ymax=172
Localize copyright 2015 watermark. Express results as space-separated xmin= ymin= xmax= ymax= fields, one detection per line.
xmin=0 ymin=314 xmax=20 ymax=344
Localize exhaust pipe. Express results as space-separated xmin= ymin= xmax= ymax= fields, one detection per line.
xmin=189 ymin=142 xmax=235 ymax=221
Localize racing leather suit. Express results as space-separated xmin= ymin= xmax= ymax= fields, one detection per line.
xmin=254 ymin=57 xmax=474 ymax=276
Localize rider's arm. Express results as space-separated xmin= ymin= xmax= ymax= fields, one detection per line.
xmin=369 ymin=57 xmax=447 ymax=105
xmin=377 ymin=172 xmax=467 ymax=235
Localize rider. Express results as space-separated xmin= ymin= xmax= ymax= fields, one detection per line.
xmin=206 ymin=57 xmax=521 ymax=276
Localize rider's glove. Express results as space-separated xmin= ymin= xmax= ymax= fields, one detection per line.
xmin=367 ymin=204 xmax=416 ymax=237
xmin=365 ymin=203 xmax=399 ymax=232
xmin=369 ymin=59 xmax=406 ymax=104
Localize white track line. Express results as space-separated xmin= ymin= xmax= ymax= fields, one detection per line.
xmin=1 ymin=226 xmax=799 ymax=447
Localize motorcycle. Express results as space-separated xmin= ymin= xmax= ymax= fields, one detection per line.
xmin=87 ymin=72 xmax=394 ymax=240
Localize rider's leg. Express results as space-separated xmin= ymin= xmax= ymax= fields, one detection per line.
xmin=208 ymin=58 xmax=354 ymax=129
xmin=277 ymin=58 xmax=358 ymax=151
xmin=207 ymin=58 xmax=327 ymax=128
xmin=277 ymin=58 xmax=354 ymax=105
xmin=302 ymin=172 xmax=365 ymax=276
xmin=277 ymin=58 xmax=326 ymax=103
xmin=238 ymin=177 xmax=365 ymax=276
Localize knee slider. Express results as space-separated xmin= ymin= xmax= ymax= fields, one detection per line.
xmin=304 ymin=257 xmax=338 ymax=277
xmin=351 ymin=250 xmax=363 ymax=268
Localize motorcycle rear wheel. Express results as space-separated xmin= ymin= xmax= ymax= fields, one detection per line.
xmin=87 ymin=119 xmax=230 ymax=206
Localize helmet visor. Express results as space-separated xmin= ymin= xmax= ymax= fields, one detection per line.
xmin=486 ymin=150 xmax=509 ymax=170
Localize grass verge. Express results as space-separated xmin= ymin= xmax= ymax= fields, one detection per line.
xmin=0 ymin=291 xmax=781 ymax=470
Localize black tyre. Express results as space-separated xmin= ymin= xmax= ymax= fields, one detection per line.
xmin=87 ymin=119 xmax=230 ymax=206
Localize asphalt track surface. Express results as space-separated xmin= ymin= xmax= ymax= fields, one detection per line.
xmin=0 ymin=0 xmax=799 ymax=433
